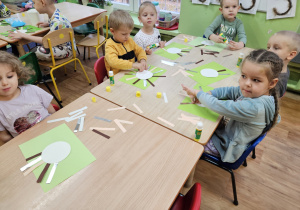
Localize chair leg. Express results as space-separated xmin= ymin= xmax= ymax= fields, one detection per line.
xmin=229 ymin=170 xmax=238 ymax=206
xmin=42 ymin=81 xmax=63 ymax=108
xmin=64 ymin=65 xmax=67 ymax=75
xmin=77 ymin=47 xmax=80 ymax=55
xmin=88 ymin=47 xmax=90 ymax=60
xmin=252 ymin=148 xmax=256 ymax=159
xmin=243 ymin=159 xmax=247 ymax=167
xmin=50 ymin=68 xmax=62 ymax=102
xmin=75 ymin=58 xmax=92 ymax=85
xmin=83 ymin=46 xmax=86 ymax=60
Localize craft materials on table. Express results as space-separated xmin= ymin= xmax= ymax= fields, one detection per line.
xmin=133 ymin=103 xmax=143 ymax=113
xmin=114 ymin=119 xmax=133 ymax=133
xmin=157 ymin=117 xmax=175 ymax=127
xmin=19 ymin=124 xmax=96 ymax=192
xmin=188 ymin=37 xmax=227 ymax=52
xmin=47 ymin=106 xmax=87 ymax=124
xmin=194 ymin=121 xmax=203 ymax=142
xmin=154 ymin=42 xmax=193 ymax=60
xmin=0 ymin=25 xmax=42 ymax=37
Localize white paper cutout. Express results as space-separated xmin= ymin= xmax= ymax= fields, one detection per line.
xmin=239 ymin=0 xmax=261 ymax=14
xmin=136 ymin=70 xmax=153 ymax=80
xmin=201 ymin=40 xmax=215 ymax=45
xmin=192 ymin=0 xmax=211 ymax=6
xmin=201 ymin=68 xmax=218 ymax=77
xmin=210 ymin=0 xmax=220 ymax=5
xmin=266 ymin=0 xmax=296 ymax=20
xmin=166 ymin=47 xmax=182 ymax=54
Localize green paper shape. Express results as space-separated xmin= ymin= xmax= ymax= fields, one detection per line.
xmin=188 ymin=62 xmax=236 ymax=87
xmin=0 ymin=20 xmax=10 ymax=26
xmin=19 ymin=124 xmax=96 ymax=192
xmin=188 ymin=37 xmax=227 ymax=52
xmin=0 ymin=25 xmax=41 ymax=37
xmin=119 ymin=65 xmax=167 ymax=90
xmin=193 ymin=85 xmax=215 ymax=92
xmin=154 ymin=42 xmax=193 ymax=60
xmin=178 ymin=96 xmax=219 ymax=122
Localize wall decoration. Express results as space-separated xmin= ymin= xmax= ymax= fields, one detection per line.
xmin=192 ymin=0 xmax=211 ymax=6
xmin=210 ymin=0 xmax=220 ymax=5
xmin=267 ymin=0 xmax=296 ymax=19
xmin=239 ymin=0 xmax=261 ymax=14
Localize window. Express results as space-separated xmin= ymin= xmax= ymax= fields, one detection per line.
xmin=111 ymin=0 xmax=181 ymax=14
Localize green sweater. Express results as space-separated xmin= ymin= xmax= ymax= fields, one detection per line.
xmin=204 ymin=15 xmax=247 ymax=45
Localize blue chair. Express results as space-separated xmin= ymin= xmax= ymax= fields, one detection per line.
xmin=200 ymin=133 xmax=267 ymax=205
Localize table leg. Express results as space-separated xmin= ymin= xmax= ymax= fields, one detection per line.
xmin=16 ymin=43 xmax=26 ymax=56
xmin=184 ymin=167 xmax=195 ymax=188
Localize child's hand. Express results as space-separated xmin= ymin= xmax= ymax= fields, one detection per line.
xmin=145 ymin=48 xmax=152 ymax=55
xmin=140 ymin=59 xmax=147 ymax=71
xmin=209 ymin=34 xmax=224 ymax=43
xmin=133 ymin=62 xmax=147 ymax=72
xmin=181 ymin=84 xmax=200 ymax=104
xmin=228 ymin=41 xmax=244 ymax=50
xmin=159 ymin=41 xmax=166 ymax=48
xmin=8 ymin=31 xmax=23 ymax=40
xmin=37 ymin=22 xmax=49 ymax=28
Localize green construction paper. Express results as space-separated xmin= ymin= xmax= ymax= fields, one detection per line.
xmin=178 ymin=96 xmax=219 ymax=122
xmin=0 ymin=25 xmax=41 ymax=37
xmin=188 ymin=37 xmax=227 ymax=52
xmin=0 ymin=20 xmax=10 ymax=26
xmin=19 ymin=124 xmax=96 ymax=192
xmin=119 ymin=65 xmax=167 ymax=90
xmin=193 ymin=85 xmax=215 ymax=92
xmin=188 ymin=62 xmax=236 ymax=87
xmin=154 ymin=42 xmax=193 ymax=60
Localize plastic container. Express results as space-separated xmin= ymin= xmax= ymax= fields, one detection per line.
xmin=109 ymin=71 xmax=115 ymax=86
xmin=158 ymin=16 xmax=177 ymax=28
xmin=164 ymin=13 xmax=172 ymax=21
xmin=152 ymin=1 xmax=160 ymax=19
xmin=159 ymin=12 xmax=165 ymax=21
xmin=236 ymin=53 xmax=244 ymax=67
xmin=194 ymin=121 xmax=203 ymax=142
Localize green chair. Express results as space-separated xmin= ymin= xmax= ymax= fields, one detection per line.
xmin=19 ymin=52 xmax=63 ymax=108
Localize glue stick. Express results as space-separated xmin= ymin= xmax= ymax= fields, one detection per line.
xmin=147 ymin=43 xmax=159 ymax=50
xmin=219 ymin=33 xmax=228 ymax=44
xmin=194 ymin=121 xmax=203 ymax=142
xmin=236 ymin=53 xmax=244 ymax=68
xmin=109 ymin=71 xmax=115 ymax=86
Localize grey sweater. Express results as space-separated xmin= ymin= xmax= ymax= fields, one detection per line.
xmin=204 ymin=15 xmax=247 ymax=45
xmin=197 ymin=86 xmax=277 ymax=163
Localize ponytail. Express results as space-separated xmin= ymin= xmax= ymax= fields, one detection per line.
xmin=269 ymin=88 xmax=279 ymax=131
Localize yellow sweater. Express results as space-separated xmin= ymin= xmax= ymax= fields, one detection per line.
xmin=105 ymin=37 xmax=147 ymax=75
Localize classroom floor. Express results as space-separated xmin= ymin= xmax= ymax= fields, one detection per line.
xmin=2 ymin=46 xmax=300 ymax=209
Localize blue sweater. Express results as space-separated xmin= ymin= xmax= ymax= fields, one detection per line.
xmin=197 ymin=86 xmax=278 ymax=163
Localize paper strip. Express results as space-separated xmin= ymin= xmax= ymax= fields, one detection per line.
xmin=126 ymin=76 xmax=137 ymax=81
xmin=107 ymin=107 xmax=126 ymax=111
xmin=149 ymin=67 xmax=158 ymax=72
xmin=157 ymin=117 xmax=175 ymax=127
xmin=114 ymin=119 xmax=127 ymax=133
xmin=26 ymin=152 xmax=42 ymax=161
xmin=66 ymin=114 xmax=86 ymax=122
xmin=143 ymin=79 xmax=147 ymax=87
xmin=94 ymin=116 xmax=112 ymax=122
xmin=47 ymin=117 xmax=68 ymax=123
xmin=69 ymin=106 xmax=87 ymax=115
xmin=20 ymin=156 xmax=42 ymax=172
xmin=89 ymin=127 xmax=116 ymax=131
xmin=147 ymin=79 xmax=155 ymax=87
xmin=73 ymin=118 xmax=81 ymax=133
xmin=161 ymin=60 xmax=175 ymax=66
xmin=46 ymin=162 xmax=57 ymax=184
xmin=23 ymin=160 xmax=43 ymax=176
xmin=37 ymin=163 xmax=51 ymax=183
xmin=163 ymin=92 xmax=168 ymax=103
xmin=153 ymin=70 xmax=164 ymax=74
xmin=92 ymin=129 xmax=110 ymax=139
xmin=117 ymin=120 xmax=133 ymax=124
xmin=133 ymin=103 xmax=143 ymax=113
xmin=68 ymin=111 xmax=83 ymax=119
xmin=133 ymin=79 xmax=140 ymax=84
xmin=79 ymin=117 xmax=84 ymax=132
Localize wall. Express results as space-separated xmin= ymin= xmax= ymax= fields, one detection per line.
xmin=179 ymin=1 xmax=300 ymax=49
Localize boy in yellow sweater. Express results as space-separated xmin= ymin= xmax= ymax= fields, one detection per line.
xmin=105 ymin=10 xmax=147 ymax=75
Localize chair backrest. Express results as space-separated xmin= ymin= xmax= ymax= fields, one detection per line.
xmin=19 ymin=52 xmax=42 ymax=85
xmin=42 ymin=28 xmax=74 ymax=48
xmin=94 ymin=56 xmax=108 ymax=84
xmin=94 ymin=12 xmax=107 ymax=29
xmin=87 ymin=2 xmax=100 ymax=8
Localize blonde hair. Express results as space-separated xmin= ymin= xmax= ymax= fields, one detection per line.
xmin=0 ymin=51 xmax=34 ymax=86
xmin=219 ymin=0 xmax=239 ymax=7
xmin=139 ymin=1 xmax=157 ymax=16
xmin=109 ymin=10 xmax=134 ymax=30
xmin=274 ymin=30 xmax=300 ymax=53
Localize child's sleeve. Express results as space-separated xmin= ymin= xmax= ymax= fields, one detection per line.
xmin=236 ymin=20 xmax=247 ymax=44
xmin=204 ymin=15 xmax=222 ymax=39
xmin=105 ymin=42 xmax=134 ymax=70
xmin=134 ymin=32 xmax=146 ymax=50
xmin=32 ymin=86 xmax=53 ymax=109
xmin=0 ymin=2 xmax=11 ymax=18
xmin=134 ymin=41 xmax=147 ymax=62
xmin=210 ymin=86 xmax=242 ymax=100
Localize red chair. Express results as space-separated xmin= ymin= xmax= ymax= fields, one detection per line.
xmin=94 ymin=56 xmax=108 ymax=84
xmin=171 ymin=183 xmax=202 ymax=210
xmin=52 ymin=104 xmax=60 ymax=111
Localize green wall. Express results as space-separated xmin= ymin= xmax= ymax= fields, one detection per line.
xmin=179 ymin=1 xmax=300 ymax=49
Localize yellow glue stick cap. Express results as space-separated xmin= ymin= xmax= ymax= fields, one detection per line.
xmin=136 ymin=91 xmax=141 ymax=97
xmin=106 ymin=86 xmax=111 ymax=92
xmin=92 ymin=97 xmax=96 ymax=103
xmin=157 ymin=92 xmax=162 ymax=98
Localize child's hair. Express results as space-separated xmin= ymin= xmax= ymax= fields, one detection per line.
xmin=274 ymin=30 xmax=300 ymax=53
xmin=219 ymin=0 xmax=239 ymax=7
xmin=108 ymin=10 xmax=134 ymax=31
xmin=138 ymin=1 xmax=157 ymax=16
xmin=0 ymin=51 xmax=34 ymax=86
xmin=242 ymin=49 xmax=283 ymax=131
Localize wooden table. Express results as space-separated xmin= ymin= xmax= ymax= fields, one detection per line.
xmin=0 ymin=39 xmax=8 ymax=48
xmin=0 ymin=93 xmax=203 ymax=209
xmin=0 ymin=2 xmax=105 ymax=56
xmin=91 ymin=34 xmax=253 ymax=145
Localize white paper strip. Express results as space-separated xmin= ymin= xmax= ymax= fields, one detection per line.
xmin=114 ymin=119 xmax=127 ymax=133
xmin=79 ymin=117 xmax=85 ymax=132
xmin=94 ymin=116 xmax=112 ymax=122
xmin=161 ymin=60 xmax=175 ymax=66
xmin=149 ymin=67 xmax=158 ymax=72
xmin=68 ymin=111 xmax=83 ymax=119
xmin=107 ymin=107 xmax=126 ymax=111
xmin=47 ymin=117 xmax=68 ymax=123
xmin=133 ymin=103 xmax=143 ymax=113
xmin=163 ymin=92 xmax=168 ymax=103
xmin=20 ymin=156 xmax=42 ymax=172
xmin=117 ymin=119 xmax=133 ymax=124
xmin=143 ymin=79 xmax=147 ymax=87
xmin=69 ymin=106 xmax=87 ymax=115
xmin=65 ymin=114 xmax=86 ymax=122
xmin=126 ymin=76 xmax=137 ymax=81
xmin=157 ymin=117 xmax=175 ymax=127
xmin=46 ymin=162 xmax=57 ymax=184
xmin=89 ymin=127 xmax=116 ymax=131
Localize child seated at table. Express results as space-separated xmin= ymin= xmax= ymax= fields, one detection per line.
xmin=0 ymin=51 xmax=55 ymax=143
xmin=182 ymin=49 xmax=282 ymax=163
xmin=267 ymin=30 xmax=300 ymax=97
xmin=0 ymin=1 xmax=10 ymax=18
xmin=204 ymin=0 xmax=246 ymax=50
xmin=9 ymin=0 xmax=74 ymax=62
xmin=134 ymin=1 xmax=166 ymax=55
xmin=105 ymin=9 xmax=147 ymax=75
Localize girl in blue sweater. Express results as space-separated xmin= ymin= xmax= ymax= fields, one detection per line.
xmin=182 ymin=49 xmax=282 ymax=163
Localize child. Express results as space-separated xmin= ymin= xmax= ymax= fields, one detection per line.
xmin=204 ymin=0 xmax=246 ymax=51
xmin=9 ymin=0 xmax=74 ymax=61
xmin=0 ymin=1 xmax=10 ymax=18
xmin=182 ymin=49 xmax=282 ymax=163
xmin=134 ymin=1 xmax=166 ymax=55
xmin=267 ymin=30 xmax=300 ymax=97
xmin=0 ymin=51 xmax=55 ymax=143
xmin=105 ymin=9 xmax=147 ymax=75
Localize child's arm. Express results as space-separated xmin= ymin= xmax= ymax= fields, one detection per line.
xmin=228 ymin=20 xmax=246 ymax=50
xmin=8 ymin=31 xmax=43 ymax=44
xmin=47 ymin=104 xmax=56 ymax=114
xmin=0 ymin=130 xmax=13 ymax=143
xmin=0 ymin=1 xmax=11 ymax=18
xmin=204 ymin=15 xmax=223 ymax=43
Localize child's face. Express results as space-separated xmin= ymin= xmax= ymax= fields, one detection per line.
xmin=220 ymin=0 xmax=240 ymax=21
xmin=33 ymin=0 xmax=46 ymax=14
xmin=0 ymin=64 xmax=19 ymax=101
xmin=267 ymin=34 xmax=292 ymax=64
xmin=239 ymin=60 xmax=277 ymax=98
xmin=110 ymin=26 xmax=132 ymax=43
xmin=138 ymin=6 xmax=157 ymax=28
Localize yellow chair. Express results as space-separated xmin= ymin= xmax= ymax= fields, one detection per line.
xmin=38 ymin=28 xmax=91 ymax=102
xmin=76 ymin=12 xmax=108 ymax=59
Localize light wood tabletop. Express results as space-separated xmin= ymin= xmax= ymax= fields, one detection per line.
xmin=0 ymin=93 xmax=203 ymax=210
xmin=90 ymin=34 xmax=253 ymax=145
xmin=0 ymin=2 xmax=105 ymax=55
